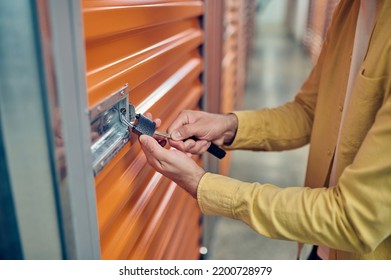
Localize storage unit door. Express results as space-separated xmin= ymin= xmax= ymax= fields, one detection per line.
xmin=82 ymin=0 xmax=204 ymax=260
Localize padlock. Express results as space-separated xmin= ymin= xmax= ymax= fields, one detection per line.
xmin=131 ymin=114 xmax=156 ymax=136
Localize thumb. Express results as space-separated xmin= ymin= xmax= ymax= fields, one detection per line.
xmin=171 ymin=124 xmax=198 ymax=141
xmin=139 ymin=135 xmax=163 ymax=158
xmin=140 ymin=135 xmax=176 ymax=173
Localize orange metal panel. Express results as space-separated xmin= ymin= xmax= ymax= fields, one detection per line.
xmin=219 ymin=0 xmax=256 ymax=175
xmin=85 ymin=22 xmax=203 ymax=107
xmin=128 ymin=183 xmax=185 ymax=259
xmin=163 ymin=191 xmax=202 ymax=259
xmin=82 ymin=0 xmax=204 ymax=259
xmin=83 ymin=2 xmax=203 ymax=40
xmin=100 ymin=172 xmax=169 ymax=259
xmin=203 ymin=0 xmax=224 ymax=115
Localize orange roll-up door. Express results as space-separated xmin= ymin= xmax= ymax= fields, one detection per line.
xmin=82 ymin=0 xmax=204 ymax=260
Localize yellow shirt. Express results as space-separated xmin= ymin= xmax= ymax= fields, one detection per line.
xmin=197 ymin=0 xmax=391 ymax=260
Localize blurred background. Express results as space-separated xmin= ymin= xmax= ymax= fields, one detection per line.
xmin=0 ymin=0 xmax=339 ymax=260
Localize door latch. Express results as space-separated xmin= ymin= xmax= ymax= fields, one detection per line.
xmin=89 ymin=84 xmax=130 ymax=176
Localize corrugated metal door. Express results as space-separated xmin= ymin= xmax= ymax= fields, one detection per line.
xmin=221 ymin=0 xmax=255 ymax=114
xmin=219 ymin=0 xmax=255 ymax=176
xmin=82 ymin=0 xmax=203 ymax=260
xmin=219 ymin=0 xmax=239 ymax=176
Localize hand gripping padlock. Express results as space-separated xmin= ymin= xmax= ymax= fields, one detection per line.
xmin=120 ymin=109 xmax=226 ymax=159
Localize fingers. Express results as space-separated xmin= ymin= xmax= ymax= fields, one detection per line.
xmin=139 ymin=135 xmax=205 ymax=199
xmin=170 ymin=123 xmax=199 ymax=141
xmin=143 ymin=110 xmax=211 ymax=155
xmin=139 ymin=135 xmax=167 ymax=170
xmin=167 ymin=110 xmax=191 ymax=133
xmin=153 ymin=133 xmax=167 ymax=146
xmin=168 ymin=138 xmax=211 ymax=154
xmin=144 ymin=112 xmax=162 ymax=128
xmin=168 ymin=138 xmax=187 ymax=151
xmin=185 ymin=139 xmax=211 ymax=154
xmin=167 ymin=110 xmax=200 ymax=140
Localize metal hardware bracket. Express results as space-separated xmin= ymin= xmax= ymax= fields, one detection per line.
xmin=89 ymin=84 xmax=130 ymax=176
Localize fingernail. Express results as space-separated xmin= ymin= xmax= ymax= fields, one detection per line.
xmin=172 ymin=130 xmax=181 ymax=140
xmin=139 ymin=135 xmax=147 ymax=145
xmin=159 ymin=140 xmax=167 ymax=147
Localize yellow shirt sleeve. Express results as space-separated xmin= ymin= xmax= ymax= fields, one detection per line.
xmin=226 ymin=106 xmax=311 ymax=151
xmin=198 ymin=0 xmax=391 ymax=259
xmin=198 ymin=93 xmax=391 ymax=255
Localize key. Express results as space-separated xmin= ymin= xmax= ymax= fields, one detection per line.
xmin=154 ymin=131 xmax=226 ymax=159
xmin=153 ymin=130 xmax=171 ymax=138
xmin=154 ymin=131 xmax=226 ymax=160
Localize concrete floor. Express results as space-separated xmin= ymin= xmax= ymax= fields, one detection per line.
xmin=207 ymin=4 xmax=314 ymax=260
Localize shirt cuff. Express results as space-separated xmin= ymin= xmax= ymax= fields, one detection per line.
xmin=223 ymin=111 xmax=265 ymax=150
xmin=197 ymin=172 xmax=241 ymax=219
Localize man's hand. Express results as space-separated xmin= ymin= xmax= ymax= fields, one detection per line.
xmin=167 ymin=110 xmax=238 ymax=154
xmin=139 ymin=135 xmax=205 ymax=198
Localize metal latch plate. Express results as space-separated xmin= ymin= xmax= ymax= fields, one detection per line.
xmin=89 ymin=84 xmax=129 ymax=176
